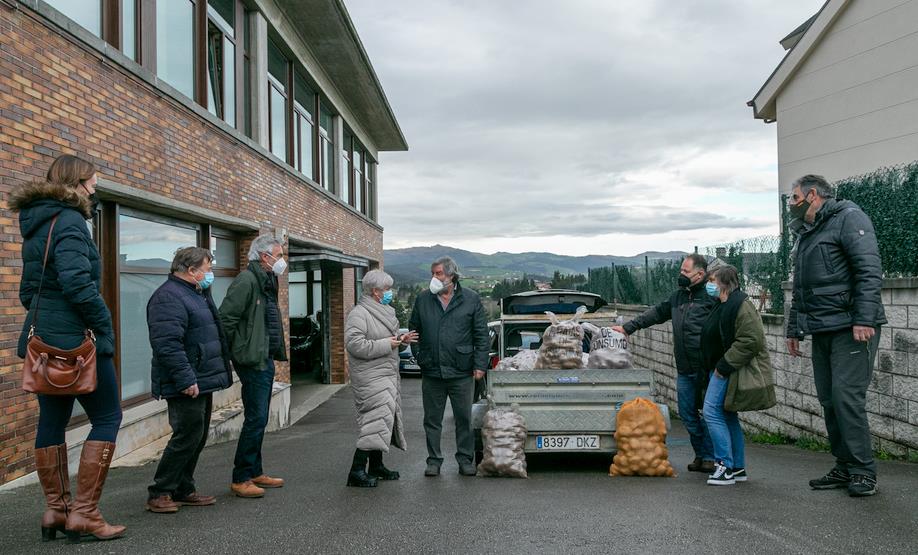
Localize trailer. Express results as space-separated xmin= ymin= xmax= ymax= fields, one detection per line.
xmin=472 ymin=290 xmax=670 ymax=458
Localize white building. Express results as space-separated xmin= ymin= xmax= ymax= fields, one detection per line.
xmin=749 ymin=0 xmax=918 ymax=193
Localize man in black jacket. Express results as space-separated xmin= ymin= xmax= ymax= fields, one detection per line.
xmin=146 ymin=247 xmax=233 ymax=513
xmin=786 ymin=175 xmax=886 ymax=497
xmin=612 ymin=254 xmax=717 ymax=473
xmin=409 ymin=257 xmax=489 ymax=477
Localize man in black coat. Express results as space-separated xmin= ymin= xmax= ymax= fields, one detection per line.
xmin=409 ymin=257 xmax=489 ymax=477
xmin=145 ymin=247 xmax=233 ymax=513
xmin=786 ymin=175 xmax=886 ymax=497
xmin=612 ymin=254 xmax=718 ymax=474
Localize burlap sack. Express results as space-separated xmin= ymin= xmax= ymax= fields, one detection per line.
xmin=534 ymin=307 xmax=587 ymax=370
xmin=495 ymin=349 xmax=540 ymax=372
xmin=477 ymin=406 xmax=528 ymax=478
xmin=609 ymin=397 xmax=674 ymax=477
xmin=587 ymin=347 xmax=634 ymax=369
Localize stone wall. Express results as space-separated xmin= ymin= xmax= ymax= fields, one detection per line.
xmin=616 ymin=277 xmax=918 ymax=460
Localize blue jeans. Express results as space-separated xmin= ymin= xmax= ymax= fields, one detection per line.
xmin=233 ymin=360 xmax=275 ymax=483
xmin=702 ymin=371 xmax=746 ymax=469
xmin=677 ymin=372 xmax=713 ymax=461
xmin=36 ymin=356 xmax=122 ymax=447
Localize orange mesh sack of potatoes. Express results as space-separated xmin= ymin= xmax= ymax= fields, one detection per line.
xmin=609 ymin=397 xmax=675 ymax=477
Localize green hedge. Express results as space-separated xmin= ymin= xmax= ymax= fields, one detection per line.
xmin=835 ymin=161 xmax=918 ymax=277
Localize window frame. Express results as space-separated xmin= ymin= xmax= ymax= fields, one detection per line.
xmin=205 ymin=1 xmax=238 ymax=127
xmin=292 ymin=71 xmax=317 ymax=180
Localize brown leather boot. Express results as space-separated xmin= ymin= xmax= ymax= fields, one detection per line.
xmin=64 ymin=441 xmax=126 ymax=543
xmin=34 ymin=444 xmax=71 ymax=541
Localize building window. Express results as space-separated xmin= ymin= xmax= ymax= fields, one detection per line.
xmin=293 ymin=73 xmax=315 ymax=181
xmin=206 ymin=0 xmax=237 ymax=127
xmin=268 ymin=40 xmax=289 ymax=162
xmin=122 ymin=0 xmax=137 ymax=61
xmin=341 ymin=132 xmax=352 ymax=205
xmin=353 ymin=144 xmax=364 ymax=214
xmin=354 ymin=267 xmax=365 ymax=301
xmin=209 ymin=231 xmax=238 ymax=305
xmin=45 ymin=0 xmax=102 ymax=38
xmin=367 ymin=162 xmax=377 ymax=221
xmin=319 ymin=106 xmax=335 ymax=193
xmin=242 ymin=8 xmax=252 ymax=138
xmin=118 ymin=211 xmax=199 ymax=401
xmin=156 ymin=0 xmax=195 ymax=99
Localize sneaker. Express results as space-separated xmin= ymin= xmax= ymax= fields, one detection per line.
xmin=688 ymin=457 xmax=715 ymax=473
xmin=847 ymin=475 xmax=878 ymax=497
xmin=809 ymin=468 xmax=850 ymax=490
xmin=424 ymin=463 xmax=441 ymax=477
xmin=706 ymin=463 xmax=735 ymax=486
xmin=731 ymin=468 xmax=747 ymax=482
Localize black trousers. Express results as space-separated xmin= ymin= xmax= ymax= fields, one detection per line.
xmin=811 ymin=327 xmax=880 ymax=477
xmin=148 ymin=393 xmax=213 ymax=498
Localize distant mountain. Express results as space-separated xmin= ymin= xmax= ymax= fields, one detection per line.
xmin=383 ymin=244 xmax=688 ymax=284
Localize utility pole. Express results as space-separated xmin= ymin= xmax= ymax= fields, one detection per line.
xmin=644 ymin=255 xmax=650 ymax=305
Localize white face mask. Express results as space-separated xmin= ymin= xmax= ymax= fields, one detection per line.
xmin=265 ymin=252 xmax=287 ymax=275
xmin=429 ymin=277 xmax=446 ymax=295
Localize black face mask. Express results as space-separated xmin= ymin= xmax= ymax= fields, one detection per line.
xmin=87 ymin=193 xmax=100 ymax=218
xmin=677 ymin=274 xmax=692 ymax=288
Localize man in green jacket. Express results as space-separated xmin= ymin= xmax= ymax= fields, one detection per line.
xmin=219 ymin=234 xmax=289 ymax=498
xmin=409 ymin=256 xmax=489 ymax=477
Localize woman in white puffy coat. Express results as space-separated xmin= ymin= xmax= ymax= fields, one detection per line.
xmin=344 ymin=269 xmax=417 ymax=487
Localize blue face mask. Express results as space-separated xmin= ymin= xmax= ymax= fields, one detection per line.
xmin=197 ymin=271 xmax=215 ymax=290
xmin=381 ymin=290 xmax=393 ymax=305
xmin=705 ymin=281 xmax=719 ymax=298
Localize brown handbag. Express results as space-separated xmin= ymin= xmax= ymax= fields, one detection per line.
xmin=21 ymin=216 xmax=98 ymax=396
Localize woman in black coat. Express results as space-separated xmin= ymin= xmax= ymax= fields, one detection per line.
xmin=10 ymin=155 xmax=125 ymax=543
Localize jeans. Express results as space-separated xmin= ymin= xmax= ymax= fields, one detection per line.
xmin=148 ymin=394 xmax=213 ymax=499
xmin=36 ymin=356 xmax=123 ymax=447
xmin=812 ymin=328 xmax=879 ymax=477
xmin=676 ymin=372 xmax=713 ymax=461
xmin=422 ymin=375 xmax=475 ymax=466
xmin=233 ymin=360 xmax=275 ymax=483
xmin=703 ymin=372 xmax=745 ymax=470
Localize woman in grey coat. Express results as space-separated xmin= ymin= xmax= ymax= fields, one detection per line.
xmin=344 ymin=270 xmax=417 ymax=487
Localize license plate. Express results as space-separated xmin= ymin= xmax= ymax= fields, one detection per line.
xmin=535 ymin=435 xmax=600 ymax=450
xmin=402 ymin=364 xmax=420 ymax=370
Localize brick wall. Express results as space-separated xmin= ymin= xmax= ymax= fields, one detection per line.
xmin=0 ymin=6 xmax=378 ymax=483
xmin=617 ymin=278 xmax=918 ymax=460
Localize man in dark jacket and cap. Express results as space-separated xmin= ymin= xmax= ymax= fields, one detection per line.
xmin=612 ymin=253 xmax=718 ymax=474
xmin=786 ymin=175 xmax=886 ymax=497
xmin=409 ymin=256 xmax=489 ymax=477
xmin=145 ymin=247 xmax=233 ymax=513
xmin=219 ymin=234 xmax=289 ymax=498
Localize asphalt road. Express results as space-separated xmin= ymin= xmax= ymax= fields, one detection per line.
xmin=1 ymin=377 xmax=916 ymax=554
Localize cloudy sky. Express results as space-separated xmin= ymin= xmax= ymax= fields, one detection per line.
xmin=347 ymin=0 xmax=820 ymax=256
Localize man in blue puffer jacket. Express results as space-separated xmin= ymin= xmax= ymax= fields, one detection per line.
xmin=144 ymin=247 xmax=233 ymax=513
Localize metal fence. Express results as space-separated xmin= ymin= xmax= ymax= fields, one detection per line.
xmin=702 ymin=234 xmax=789 ymax=314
